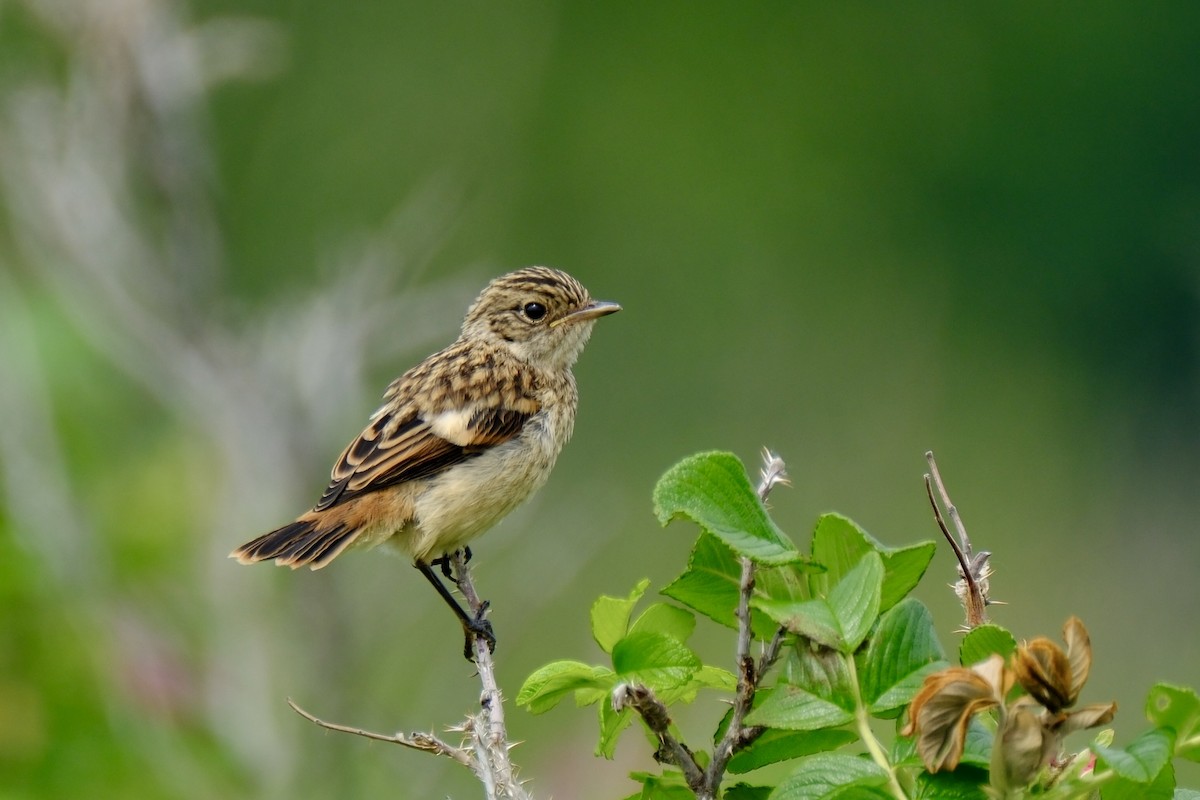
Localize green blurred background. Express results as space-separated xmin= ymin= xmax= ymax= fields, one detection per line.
xmin=1 ymin=1 xmax=1197 ymax=797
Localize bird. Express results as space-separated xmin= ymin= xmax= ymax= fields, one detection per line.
xmin=230 ymin=266 xmax=620 ymax=658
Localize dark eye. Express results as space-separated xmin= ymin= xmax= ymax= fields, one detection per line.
xmin=522 ymin=302 xmax=547 ymax=321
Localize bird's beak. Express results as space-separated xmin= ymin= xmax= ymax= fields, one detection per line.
xmin=550 ymin=300 xmax=621 ymax=328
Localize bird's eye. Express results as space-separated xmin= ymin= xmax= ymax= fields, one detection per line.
xmin=522 ymin=302 xmax=547 ymax=321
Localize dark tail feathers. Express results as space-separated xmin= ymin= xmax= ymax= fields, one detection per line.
xmin=229 ymin=517 xmax=357 ymax=570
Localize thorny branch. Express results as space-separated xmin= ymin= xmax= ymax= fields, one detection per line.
xmin=924 ymin=450 xmax=996 ymax=629
xmin=290 ymin=555 xmax=532 ymax=800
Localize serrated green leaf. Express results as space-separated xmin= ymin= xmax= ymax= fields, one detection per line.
xmin=782 ymin=645 xmax=857 ymax=712
xmin=687 ymin=664 xmax=737 ymax=693
xmin=517 ymin=660 xmax=614 ymax=714
xmin=612 ymin=631 xmax=701 ymax=690
xmin=827 ymin=552 xmax=883 ymax=653
xmin=810 ymin=514 xmax=936 ymax=611
xmin=592 ymin=579 xmax=651 ymax=653
xmin=653 ymin=451 xmax=807 ymax=566
xmin=657 ymin=664 xmax=737 ymax=707
xmin=768 ymin=753 xmax=889 ymax=800
xmin=725 ymin=785 xmax=773 ymax=800
xmin=958 ymin=624 xmax=1017 ymax=667
xmin=1094 ymin=727 xmax=1175 ymax=783
xmin=757 ymin=597 xmax=842 ymax=650
xmin=1146 ymin=683 xmax=1200 ymax=762
xmin=661 ymin=532 xmax=785 ymax=638
xmin=630 ymin=602 xmax=696 ymax=644
xmin=859 ymin=599 xmax=948 ymax=717
xmin=745 ymin=685 xmax=854 ymax=731
xmin=758 ymin=553 xmax=883 ymax=654
xmin=597 ymin=696 xmax=635 ymax=758
xmin=728 ymin=729 xmax=857 ymax=774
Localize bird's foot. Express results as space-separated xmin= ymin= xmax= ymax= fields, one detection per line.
xmin=431 ymin=547 xmax=474 ymax=580
xmin=462 ymin=600 xmax=495 ymax=660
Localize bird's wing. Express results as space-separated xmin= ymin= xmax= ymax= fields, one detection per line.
xmin=313 ymin=400 xmax=537 ymax=512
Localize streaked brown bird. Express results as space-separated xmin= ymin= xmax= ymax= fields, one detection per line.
xmin=231 ymin=267 xmax=619 ymax=657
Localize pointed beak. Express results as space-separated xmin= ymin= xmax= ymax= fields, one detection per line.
xmin=550 ymin=300 xmax=621 ymax=328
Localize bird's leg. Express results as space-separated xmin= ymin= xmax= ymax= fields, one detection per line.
xmin=415 ymin=558 xmax=496 ymax=660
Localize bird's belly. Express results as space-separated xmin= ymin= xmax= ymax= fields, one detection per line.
xmin=405 ymin=424 xmax=561 ymax=562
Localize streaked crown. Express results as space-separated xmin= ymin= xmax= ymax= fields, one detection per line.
xmin=461 ymin=267 xmax=618 ymax=370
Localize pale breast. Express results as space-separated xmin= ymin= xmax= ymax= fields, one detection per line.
xmin=404 ymin=379 xmax=576 ymax=562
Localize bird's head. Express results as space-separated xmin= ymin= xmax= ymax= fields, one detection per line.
xmin=461 ymin=267 xmax=620 ymax=370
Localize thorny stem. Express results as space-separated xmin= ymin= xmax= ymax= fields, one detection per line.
xmin=924 ymin=451 xmax=989 ymax=628
xmin=286 ymin=554 xmax=531 ymax=800
xmin=703 ymin=556 xmax=758 ymax=797
xmin=612 ymin=685 xmax=705 ymax=790
xmin=286 ymin=698 xmax=473 ymax=767
xmin=451 ymin=550 xmax=530 ymax=800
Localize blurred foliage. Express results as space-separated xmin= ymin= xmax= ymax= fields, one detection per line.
xmin=0 ymin=1 xmax=1197 ymax=797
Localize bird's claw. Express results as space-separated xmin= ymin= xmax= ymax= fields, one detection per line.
xmin=462 ymin=601 xmax=495 ymax=660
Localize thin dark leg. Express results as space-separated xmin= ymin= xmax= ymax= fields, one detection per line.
xmin=415 ymin=559 xmax=496 ymax=660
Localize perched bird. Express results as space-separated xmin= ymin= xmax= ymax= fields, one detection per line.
xmin=231 ymin=267 xmax=619 ymax=657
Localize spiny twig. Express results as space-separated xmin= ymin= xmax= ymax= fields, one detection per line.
xmin=288 ymin=554 xmax=532 ymax=800
xmin=924 ymin=450 xmax=996 ymax=629
xmin=286 ymin=698 xmax=472 ymax=767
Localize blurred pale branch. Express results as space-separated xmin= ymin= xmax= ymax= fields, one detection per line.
xmin=0 ymin=0 xmax=465 ymax=794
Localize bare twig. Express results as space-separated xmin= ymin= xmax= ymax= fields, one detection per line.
xmin=924 ymin=451 xmax=995 ymax=629
xmin=287 ymin=698 xmax=473 ymax=767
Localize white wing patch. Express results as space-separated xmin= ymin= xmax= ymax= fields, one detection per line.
xmin=428 ymin=407 xmax=478 ymax=446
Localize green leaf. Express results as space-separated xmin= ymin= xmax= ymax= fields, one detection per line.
xmin=725 ymin=785 xmax=773 ymax=800
xmin=758 ymin=553 xmax=883 ymax=654
xmin=810 ymin=514 xmax=936 ymax=611
xmin=597 ymin=697 xmax=635 ymax=759
xmin=826 ymin=551 xmax=883 ymax=653
xmin=782 ymin=645 xmax=857 ymax=713
xmin=612 ymin=631 xmax=700 ymax=690
xmin=768 ymin=753 xmax=889 ymax=800
xmin=958 ymin=624 xmax=1016 ymax=667
xmin=1146 ymin=683 xmax=1200 ymax=762
xmin=757 ymin=597 xmax=843 ymax=650
xmin=662 ymin=664 xmax=736 ymax=705
xmin=728 ymin=729 xmax=858 ymax=774
xmin=1094 ymin=727 xmax=1175 ymax=783
xmin=653 ymin=451 xmax=807 ymax=565
xmin=912 ymin=765 xmax=988 ymax=799
xmin=625 ymin=770 xmax=693 ymax=800
xmin=858 ymin=598 xmax=948 ymax=717
xmin=517 ymin=660 xmax=614 ymax=714
xmin=592 ymin=579 xmax=651 ymax=653
xmin=661 ymin=532 xmax=782 ymax=638
xmin=744 ymin=685 xmax=854 ymax=731
xmin=630 ymin=602 xmax=696 ymax=644
xmin=1172 ymin=789 xmax=1200 ymax=800
xmin=1102 ymin=759 xmax=1175 ymax=800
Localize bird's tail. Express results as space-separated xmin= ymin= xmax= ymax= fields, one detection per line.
xmin=229 ymin=513 xmax=358 ymax=570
